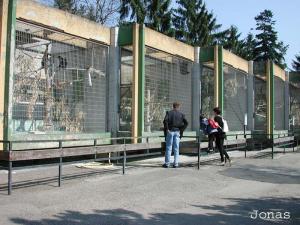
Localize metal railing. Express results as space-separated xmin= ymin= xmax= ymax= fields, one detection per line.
xmin=0 ymin=132 xmax=299 ymax=195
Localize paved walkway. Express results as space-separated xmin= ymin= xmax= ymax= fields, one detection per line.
xmin=0 ymin=149 xmax=299 ymax=225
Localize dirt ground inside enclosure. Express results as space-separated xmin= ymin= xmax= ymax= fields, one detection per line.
xmin=0 ymin=149 xmax=299 ymax=225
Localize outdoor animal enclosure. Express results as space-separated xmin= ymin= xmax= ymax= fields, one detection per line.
xmin=12 ymin=20 xmax=108 ymax=136
xmin=0 ymin=0 xmax=299 ymax=151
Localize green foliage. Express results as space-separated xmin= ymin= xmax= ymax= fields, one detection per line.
xmin=146 ymin=0 xmax=174 ymax=36
xmin=173 ymin=0 xmax=222 ymax=46
xmin=292 ymin=53 xmax=300 ymax=72
xmin=253 ymin=10 xmax=288 ymax=68
xmin=120 ymin=0 xmax=147 ymax=24
xmin=53 ymin=0 xmax=85 ymax=15
xmin=240 ymin=33 xmax=256 ymax=60
xmin=120 ymin=0 xmax=173 ymax=36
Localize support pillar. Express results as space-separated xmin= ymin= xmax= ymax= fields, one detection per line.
xmin=192 ymin=47 xmax=201 ymax=132
xmin=266 ymin=60 xmax=274 ymax=136
xmin=214 ymin=45 xmax=224 ymax=112
xmin=108 ymin=27 xmax=120 ymax=137
xmin=3 ymin=0 xmax=17 ymax=148
xmin=132 ymin=24 xmax=139 ymax=143
xmin=137 ymin=24 xmax=145 ymax=139
xmin=247 ymin=61 xmax=254 ymax=131
xmin=284 ymin=71 xmax=290 ymax=130
xmin=0 ymin=0 xmax=9 ymax=150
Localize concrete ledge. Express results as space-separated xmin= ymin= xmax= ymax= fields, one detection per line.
xmin=16 ymin=0 xmax=110 ymax=44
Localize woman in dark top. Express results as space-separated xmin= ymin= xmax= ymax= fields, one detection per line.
xmin=213 ymin=107 xmax=231 ymax=166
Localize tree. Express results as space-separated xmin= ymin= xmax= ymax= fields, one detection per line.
xmin=253 ymin=10 xmax=288 ymax=68
xmin=119 ymin=0 xmax=173 ymax=36
xmin=119 ymin=0 xmax=147 ymax=24
xmin=292 ymin=53 xmax=300 ymax=72
xmin=146 ymin=0 xmax=174 ymax=36
xmin=240 ymin=33 xmax=256 ymax=60
xmin=173 ymin=0 xmax=222 ymax=46
xmin=218 ymin=25 xmax=246 ymax=55
xmin=53 ymin=0 xmax=85 ymax=15
xmin=53 ymin=0 xmax=120 ymax=26
xmin=83 ymin=0 xmax=120 ymax=25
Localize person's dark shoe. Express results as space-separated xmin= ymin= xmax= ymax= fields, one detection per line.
xmin=173 ymin=165 xmax=179 ymax=168
xmin=162 ymin=164 xmax=169 ymax=168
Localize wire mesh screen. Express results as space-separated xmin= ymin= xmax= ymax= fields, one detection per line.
xmin=144 ymin=47 xmax=192 ymax=132
xmin=290 ymin=82 xmax=300 ymax=129
xmin=119 ymin=48 xmax=133 ymax=132
xmin=274 ymin=76 xmax=285 ymax=130
xmin=12 ymin=21 xmax=108 ymax=134
xmin=223 ymin=64 xmax=247 ymax=131
xmin=201 ymin=65 xmax=214 ymax=117
xmin=253 ymin=61 xmax=267 ymax=130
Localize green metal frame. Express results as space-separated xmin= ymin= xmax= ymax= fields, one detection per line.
xmin=289 ymin=72 xmax=300 ymax=83
xmin=199 ymin=47 xmax=214 ymax=63
xmin=270 ymin=61 xmax=275 ymax=134
xmin=118 ymin=25 xmax=133 ymax=46
xmin=267 ymin=61 xmax=274 ymax=136
xmin=218 ymin=45 xmax=224 ymax=113
xmin=4 ymin=0 xmax=17 ymax=147
xmin=137 ymin=25 xmax=145 ymax=137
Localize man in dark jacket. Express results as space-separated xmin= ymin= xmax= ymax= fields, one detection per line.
xmin=163 ymin=102 xmax=188 ymax=168
xmin=213 ymin=107 xmax=231 ymax=166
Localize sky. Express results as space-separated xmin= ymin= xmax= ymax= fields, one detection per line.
xmin=40 ymin=0 xmax=299 ymax=69
xmin=199 ymin=0 xmax=300 ymax=70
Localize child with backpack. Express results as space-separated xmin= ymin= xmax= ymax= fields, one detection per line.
xmin=200 ymin=115 xmax=219 ymax=153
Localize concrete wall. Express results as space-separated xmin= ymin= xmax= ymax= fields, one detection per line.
xmin=274 ymin=64 xmax=286 ymax=81
xmin=144 ymin=28 xmax=194 ymax=61
xmin=223 ymin=49 xmax=249 ymax=73
xmin=16 ymin=0 xmax=110 ymax=45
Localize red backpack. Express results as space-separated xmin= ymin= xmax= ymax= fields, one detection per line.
xmin=208 ymin=119 xmax=219 ymax=129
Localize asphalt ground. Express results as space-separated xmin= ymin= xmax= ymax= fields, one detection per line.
xmin=0 ymin=149 xmax=299 ymax=225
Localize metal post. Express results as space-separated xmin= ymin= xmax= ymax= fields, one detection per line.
xmin=271 ymin=134 xmax=274 ymax=159
xmin=146 ymin=137 xmax=149 ymax=154
xmin=292 ymin=133 xmax=295 ymax=152
xmin=197 ymin=135 xmax=201 ymax=170
xmin=58 ymin=141 xmax=62 ymax=187
xmin=244 ymin=141 xmax=247 ymax=158
xmin=94 ymin=139 xmax=97 ymax=160
xmin=123 ymin=138 xmax=126 ymax=175
xmin=8 ymin=142 xmax=12 ymax=195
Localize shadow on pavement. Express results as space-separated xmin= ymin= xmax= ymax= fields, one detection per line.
xmin=10 ymin=197 xmax=300 ymax=225
xmin=220 ymin=164 xmax=300 ymax=184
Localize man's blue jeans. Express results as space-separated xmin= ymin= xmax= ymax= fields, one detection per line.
xmin=165 ymin=130 xmax=180 ymax=166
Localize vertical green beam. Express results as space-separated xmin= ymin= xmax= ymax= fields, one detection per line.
xmin=270 ymin=61 xmax=274 ymax=135
xmin=137 ymin=24 xmax=145 ymax=138
xmin=218 ymin=45 xmax=224 ymax=113
xmin=267 ymin=60 xmax=274 ymax=136
xmin=4 ymin=0 xmax=17 ymax=144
